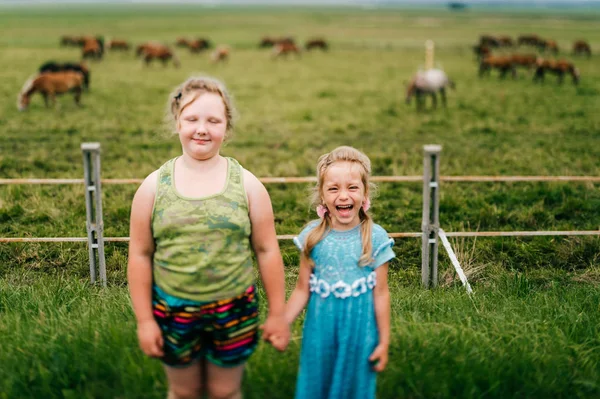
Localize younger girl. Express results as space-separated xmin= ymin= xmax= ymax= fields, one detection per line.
xmin=127 ymin=76 xmax=290 ymax=399
xmin=285 ymin=146 xmax=395 ymax=399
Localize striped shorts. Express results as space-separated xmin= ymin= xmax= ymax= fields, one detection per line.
xmin=152 ymin=284 xmax=259 ymax=368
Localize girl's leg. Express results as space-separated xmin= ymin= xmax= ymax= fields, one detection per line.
xmin=205 ymin=362 xmax=245 ymax=399
xmin=164 ymin=361 xmax=204 ymax=399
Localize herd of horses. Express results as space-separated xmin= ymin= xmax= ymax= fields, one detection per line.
xmin=17 ymin=32 xmax=593 ymax=112
xmin=404 ymin=33 xmax=592 ymax=112
xmin=473 ymin=34 xmax=587 ymax=85
xmin=17 ymin=35 xmax=331 ymax=110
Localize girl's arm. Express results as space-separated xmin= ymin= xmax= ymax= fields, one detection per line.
xmin=369 ymin=262 xmax=390 ymax=372
xmin=127 ymin=171 xmax=163 ymax=357
xmin=284 ymin=256 xmax=312 ymax=324
xmin=244 ymin=170 xmax=290 ymax=350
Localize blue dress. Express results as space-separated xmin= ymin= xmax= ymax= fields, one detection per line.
xmin=293 ymin=222 xmax=396 ymax=399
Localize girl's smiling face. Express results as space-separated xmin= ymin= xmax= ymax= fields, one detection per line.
xmin=322 ymin=161 xmax=367 ymax=231
xmin=177 ymin=92 xmax=227 ymax=161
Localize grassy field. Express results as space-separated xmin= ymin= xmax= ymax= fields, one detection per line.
xmin=0 ymin=4 xmax=599 ymax=398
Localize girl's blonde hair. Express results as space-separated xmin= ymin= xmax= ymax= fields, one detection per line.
xmin=302 ymin=146 xmax=376 ymax=268
xmin=166 ymin=75 xmax=237 ymax=139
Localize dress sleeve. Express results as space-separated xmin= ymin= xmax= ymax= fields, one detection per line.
xmin=371 ymin=225 xmax=395 ymax=269
xmin=293 ymin=220 xmax=319 ymax=251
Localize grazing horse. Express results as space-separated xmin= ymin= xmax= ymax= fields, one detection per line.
xmin=479 ymin=34 xmax=500 ymax=48
xmin=510 ymin=53 xmax=539 ymax=71
xmin=188 ymin=38 xmax=212 ymax=53
xmin=479 ymin=55 xmax=517 ymax=79
xmin=211 ymin=46 xmax=229 ymax=63
xmin=573 ymin=40 xmax=591 ymax=57
xmin=472 ymin=43 xmax=491 ymax=61
xmin=406 ymin=69 xmax=455 ymax=111
xmin=540 ymin=39 xmax=559 ymax=54
xmin=497 ymin=35 xmax=514 ymax=47
xmin=305 ymin=38 xmax=328 ymax=51
xmin=82 ymin=36 xmax=104 ymax=60
xmin=272 ymin=42 xmax=301 ymax=58
xmin=138 ymin=43 xmax=180 ymax=67
xmin=518 ymin=34 xmax=543 ymax=47
xmin=175 ymin=38 xmax=191 ymax=48
xmin=39 ymin=61 xmax=90 ymax=90
xmin=259 ymin=36 xmax=276 ymax=48
xmin=533 ymin=59 xmax=580 ymax=85
xmin=107 ymin=39 xmax=130 ymax=51
xmin=60 ymin=35 xmax=84 ymax=47
xmin=17 ymin=71 xmax=84 ymax=111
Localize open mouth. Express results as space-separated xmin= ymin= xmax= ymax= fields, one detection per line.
xmin=336 ymin=204 xmax=353 ymax=217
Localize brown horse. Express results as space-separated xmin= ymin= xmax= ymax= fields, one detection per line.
xmin=60 ymin=35 xmax=85 ymax=47
xmin=188 ymin=38 xmax=212 ymax=53
xmin=107 ymin=39 xmax=130 ymax=51
xmin=540 ymin=39 xmax=559 ymax=54
xmin=138 ymin=43 xmax=180 ymax=67
xmin=272 ymin=42 xmax=301 ymax=58
xmin=211 ymin=46 xmax=229 ymax=63
xmin=518 ymin=34 xmax=543 ymax=47
xmin=479 ymin=55 xmax=517 ymax=79
xmin=533 ymin=59 xmax=580 ymax=85
xmin=81 ymin=36 xmax=104 ymax=60
xmin=497 ymin=35 xmax=514 ymax=47
xmin=573 ymin=40 xmax=591 ymax=57
xmin=39 ymin=61 xmax=90 ymax=90
xmin=510 ymin=53 xmax=539 ymax=70
xmin=479 ymin=34 xmax=500 ymax=48
xmin=17 ymin=71 xmax=84 ymax=111
xmin=175 ymin=38 xmax=191 ymax=48
xmin=472 ymin=43 xmax=491 ymax=61
xmin=305 ymin=38 xmax=328 ymax=51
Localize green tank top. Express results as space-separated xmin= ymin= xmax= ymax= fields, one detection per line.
xmin=151 ymin=157 xmax=254 ymax=301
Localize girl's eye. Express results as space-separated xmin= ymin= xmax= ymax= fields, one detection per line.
xmin=328 ymin=188 xmax=337 ymax=192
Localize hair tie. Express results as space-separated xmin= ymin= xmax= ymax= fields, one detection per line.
xmin=362 ymin=198 xmax=370 ymax=212
xmin=174 ymin=92 xmax=182 ymax=101
xmin=316 ymin=204 xmax=328 ymax=219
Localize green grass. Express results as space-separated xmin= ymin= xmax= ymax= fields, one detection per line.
xmin=0 ymin=5 xmax=599 ymax=398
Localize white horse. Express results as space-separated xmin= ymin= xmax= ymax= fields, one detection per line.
xmin=405 ymin=68 xmax=455 ymax=111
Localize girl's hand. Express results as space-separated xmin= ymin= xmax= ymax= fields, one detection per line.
xmin=260 ymin=314 xmax=290 ymax=352
xmin=369 ymin=343 xmax=389 ymax=372
xmin=137 ymin=319 xmax=164 ymax=358
xmin=266 ymin=334 xmax=288 ymax=352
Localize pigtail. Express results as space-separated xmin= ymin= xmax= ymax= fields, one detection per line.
xmin=358 ymin=208 xmax=374 ymax=267
xmin=302 ymin=218 xmax=330 ymax=268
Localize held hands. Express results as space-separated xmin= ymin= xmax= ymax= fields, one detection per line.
xmin=369 ymin=343 xmax=389 ymax=372
xmin=260 ymin=314 xmax=291 ymax=352
xmin=137 ymin=319 xmax=164 ymax=358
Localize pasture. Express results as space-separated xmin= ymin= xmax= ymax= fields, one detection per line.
xmin=0 ymin=4 xmax=599 ymax=398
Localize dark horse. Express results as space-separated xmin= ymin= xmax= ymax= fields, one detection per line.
xmin=573 ymin=40 xmax=591 ymax=57
xmin=406 ymin=69 xmax=455 ymax=111
xmin=18 ymin=71 xmax=84 ymax=111
xmin=39 ymin=61 xmax=90 ymax=90
xmin=305 ymin=38 xmax=328 ymax=51
xmin=533 ymin=59 xmax=580 ymax=85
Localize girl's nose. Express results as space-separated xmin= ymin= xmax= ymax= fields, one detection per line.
xmin=195 ymin=122 xmax=208 ymax=134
